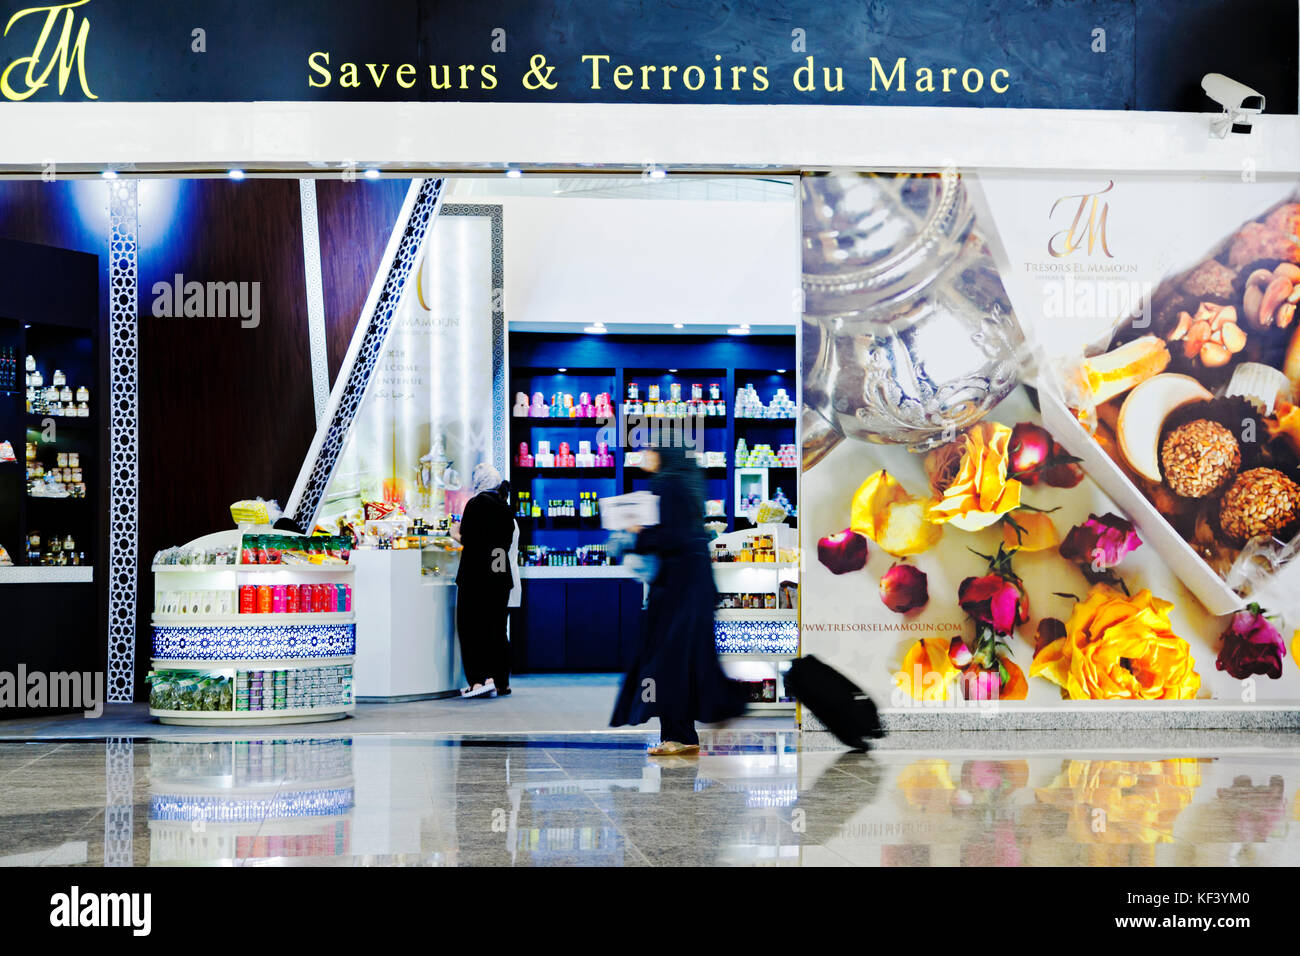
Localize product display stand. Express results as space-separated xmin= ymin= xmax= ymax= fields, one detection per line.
xmin=149 ymin=529 xmax=356 ymax=726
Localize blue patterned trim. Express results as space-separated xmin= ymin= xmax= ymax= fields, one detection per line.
xmin=714 ymin=620 xmax=799 ymax=656
xmin=149 ymin=787 xmax=355 ymax=822
xmin=152 ymin=623 xmax=356 ymax=661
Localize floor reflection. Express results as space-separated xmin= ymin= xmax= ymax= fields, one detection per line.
xmin=0 ymin=733 xmax=1297 ymax=866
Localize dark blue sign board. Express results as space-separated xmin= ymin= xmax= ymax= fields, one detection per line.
xmin=0 ymin=0 xmax=1293 ymax=112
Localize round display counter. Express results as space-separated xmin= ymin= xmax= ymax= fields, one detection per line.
xmin=148 ymin=529 xmax=356 ymax=726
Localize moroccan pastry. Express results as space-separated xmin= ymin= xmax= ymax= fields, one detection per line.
xmin=1078 ymin=335 xmax=1170 ymax=404
xmin=1219 ymin=467 xmax=1300 ymax=542
xmin=1181 ymin=259 xmax=1237 ymax=301
xmin=1165 ymin=302 xmax=1245 ymax=368
xmin=1264 ymin=203 xmax=1300 ymax=239
xmin=1228 ymin=222 xmax=1300 ymax=269
xmin=1160 ymin=419 xmax=1240 ymax=498
xmin=1116 ymin=373 xmax=1213 ymax=482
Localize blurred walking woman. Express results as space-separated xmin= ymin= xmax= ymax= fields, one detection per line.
xmin=611 ymin=444 xmax=746 ymax=754
xmin=454 ymin=463 xmax=516 ymax=699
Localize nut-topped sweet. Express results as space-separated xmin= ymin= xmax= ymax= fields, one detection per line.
xmin=1160 ymin=419 xmax=1241 ymax=498
xmin=1219 ymin=467 xmax=1300 ymax=542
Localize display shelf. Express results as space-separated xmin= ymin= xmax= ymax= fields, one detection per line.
xmin=149 ymin=530 xmax=356 ymax=725
xmin=150 ymin=705 xmax=355 ymax=726
xmin=151 ymin=612 xmax=355 ymax=626
xmin=25 ymin=412 xmax=94 ymax=428
xmin=716 ymin=608 xmax=797 ymax=622
xmin=511 ymin=416 xmax=615 ymax=426
xmin=519 ymin=565 xmax=633 ymax=579
xmin=152 ymin=563 xmax=354 ymax=574
xmin=0 ymin=565 xmax=93 ymax=584
xmin=511 ymin=466 xmax=616 ymax=475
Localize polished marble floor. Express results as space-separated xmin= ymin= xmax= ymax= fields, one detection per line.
xmin=2 ymin=729 xmax=1299 ymax=866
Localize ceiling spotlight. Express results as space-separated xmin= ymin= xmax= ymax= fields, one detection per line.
xmin=777 ymin=369 xmax=787 ymax=373
xmin=668 ymin=369 xmax=678 ymax=373
xmin=558 ymin=368 xmax=567 ymax=373
xmin=673 ymin=322 xmax=684 ymax=329
xmin=583 ymin=325 xmax=608 ymax=334
xmin=506 ymin=168 xmax=523 ymax=179
xmin=364 ymin=168 xmax=381 ymax=180
xmin=101 ymin=169 xmax=118 ymax=180
xmin=228 ymin=169 xmax=245 ymax=181
xmin=727 ymin=327 xmax=750 ymax=336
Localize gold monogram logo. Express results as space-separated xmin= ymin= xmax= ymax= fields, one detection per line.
xmin=1048 ymin=181 xmax=1113 ymax=258
xmin=2 ymin=0 xmax=96 ymax=101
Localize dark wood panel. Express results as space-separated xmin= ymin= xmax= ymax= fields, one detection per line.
xmin=135 ymin=179 xmax=314 ymax=697
xmin=316 ymin=179 xmax=411 ymax=384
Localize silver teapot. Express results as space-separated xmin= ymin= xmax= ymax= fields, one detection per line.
xmin=801 ymin=171 xmax=1024 ymax=466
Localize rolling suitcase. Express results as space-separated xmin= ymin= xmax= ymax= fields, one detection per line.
xmin=785 ymin=655 xmax=885 ymax=749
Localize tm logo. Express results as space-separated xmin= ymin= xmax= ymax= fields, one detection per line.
xmin=1048 ymin=180 xmax=1114 ymax=259
xmin=1 ymin=1 xmax=96 ymax=101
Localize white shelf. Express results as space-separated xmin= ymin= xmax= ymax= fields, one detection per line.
xmin=152 ymin=613 xmax=355 ymax=626
xmin=150 ymin=704 xmax=355 ymax=725
xmin=152 ymin=564 xmax=354 ymax=574
xmin=715 ymin=609 xmax=797 ymax=622
xmin=151 ymin=656 xmax=354 ymax=669
xmin=0 ymin=566 xmax=92 ymax=584
xmin=519 ymin=565 xmax=633 ymax=579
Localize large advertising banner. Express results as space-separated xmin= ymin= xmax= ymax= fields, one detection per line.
xmin=799 ymin=171 xmax=1300 ymax=718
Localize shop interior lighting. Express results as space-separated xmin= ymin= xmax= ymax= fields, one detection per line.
xmin=364 ymin=168 xmax=381 ymax=180
xmin=505 ymin=168 xmax=523 ymax=178
xmin=647 ymin=167 xmax=667 ymax=180
xmin=727 ymin=327 xmax=750 ymax=335
xmin=777 ymin=368 xmax=787 ymax=373
xmin=673 ymin=322 xmax=684 ymax=329
xmin=557 ymin=368 xmax=567 ymax=373
xmin=101 ymin=170 xmax=118 ymax=180
xmin=228 ymin=169 xmax=245 ymax=180
xmin=583 ymin=325 xmax=608 ymax=334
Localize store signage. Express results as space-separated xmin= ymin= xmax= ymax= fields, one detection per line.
xmin=0 ymin=0 xmax=1293 ymax=112
xmin=0 ymin=0 xmax=95 ymax=102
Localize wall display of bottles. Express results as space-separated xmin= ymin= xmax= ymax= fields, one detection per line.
xmin=734 ymin=439 xmax=798 ymax=468
xmin=146 ymin=664 xmax=353 ymax=715
xmin=24 ymin=353 xmax=91 ymax=417
xmin=522 ymin=543 xmax=613 ymax=567
xmin=25 ymin=442 xmax=86 ymax=498
xmin=734 ymin=383 xmax=796 ymax=419
xmin=516 ymin=440 xmax=615 ymax=468
xmin=514 ymin=390 xmax=615 ymax=419
xmin=517 ymin=492 xmax=603 ymax=521
xmin=0 ymin=345 xmax=17 ymax=392
xmin=621 ymin=380 xmax=727 ymax=418
xmin=24 ymin=530 xmax=86 ymax=566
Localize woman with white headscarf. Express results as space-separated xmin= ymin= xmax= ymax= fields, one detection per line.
xmin=452 ymin=462 xmax=516 ymax=698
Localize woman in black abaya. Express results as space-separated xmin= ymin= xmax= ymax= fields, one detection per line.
xmin=610 ymin=443 xmax=747 ymax=755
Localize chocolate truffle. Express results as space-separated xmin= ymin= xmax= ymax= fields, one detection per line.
xmin=1160 ymin=419 xmax=1241 ymax=498
xmin=1220 ymin=468 xmax=1300 ymax=542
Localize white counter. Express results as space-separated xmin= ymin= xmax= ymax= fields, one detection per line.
xmin=352 ymin=550 xmax=463 ymax=700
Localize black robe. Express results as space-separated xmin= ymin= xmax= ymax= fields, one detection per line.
xmin=610 ymin=472 xmax=747 ymax=728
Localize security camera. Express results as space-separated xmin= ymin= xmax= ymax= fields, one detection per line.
xmin=1202 ymin=73 xmax=1265 ymax=137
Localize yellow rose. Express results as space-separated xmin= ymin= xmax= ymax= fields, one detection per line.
xmin=1031 ymin=584 xmax=1201 ymax=700
xmin=895 ymin=637 xmax=959 ymax=701
xmin=1035 ymin=758 xmax=1202 ymax=849
xmin=925 ymin=422 xmax=1023 ymax=532
xmin=850 ymin=470 xmax=943 ymax=556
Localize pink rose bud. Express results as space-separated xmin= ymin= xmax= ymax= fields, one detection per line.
xmin=948 ymin=636 xmax=974 ymax=668
xmin=879 ymin=563 xmax=929 ymax=613
xmin=817 ymin=529 xmax=868 ymax=575
xmin=1008 ymin=422 xmax=1052 ymax=480
xmin=960 ymin=667 xmax=1001 ymax=701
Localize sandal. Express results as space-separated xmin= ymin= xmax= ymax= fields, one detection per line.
xmin=463 ymin=682 xmax=494 ymax=699
xmin=647 ymin=741 xmax=700 ymax=756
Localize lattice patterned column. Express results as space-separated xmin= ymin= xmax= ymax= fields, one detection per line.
xmin=107 ymin=180 xmax=139 ymax=703
xmin=103 ymin=737 xmax=135 ymax=866
xmin=299 ymin=179 xmax=331 ymax=423
xmin=289 ymin=178 xmax=446 ymax=529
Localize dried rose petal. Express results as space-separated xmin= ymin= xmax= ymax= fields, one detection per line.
xmin=1059 ymin=513 xmax=1142 ymax=571
xmin=1035 ymin=617 xmax=1067 ymax=657
xmin=817 ymin=529 xmax=868 ymax=574
xmin=1040 ymin=443 xmax=1085 ymax=488
xmin=880 ymin=563 xmax=929 ymax=613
